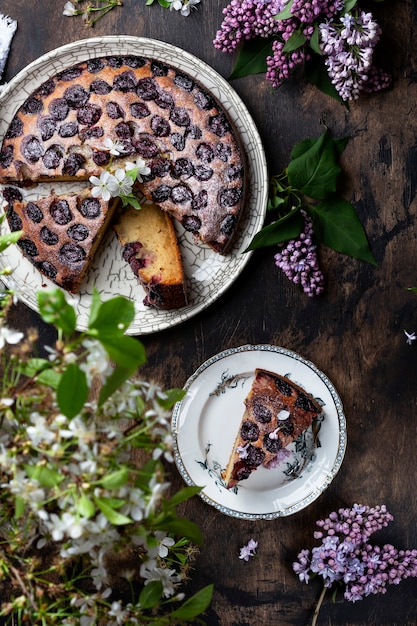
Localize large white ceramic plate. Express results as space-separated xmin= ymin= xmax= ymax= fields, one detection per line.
xmin=0 ymin=36 xmax=268 ymax=335
xmin=172 ymin=345 xmax=347 ymax=519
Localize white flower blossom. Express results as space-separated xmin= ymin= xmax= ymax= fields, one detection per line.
xmin=63 ymin=1 xmax=77 ymax=16
xmin=80 ymin=338 xmax=113 ymax=382
xmin=404 ymin=330 xmax=416 ymax=345
xmin=102 ymin=137 xmax=127 ymax=156
xmin=125 ymin=157 xmax=151 ymax=182
xmin=113 ymin=167 xmax=134 ymax=196
xmin=158 ymin=534 xmax=175 ymax=558
xmin=167 ymin=0 xmax=200 ymax=17
xmin=0 ymin=326 xmax=24 ymax=349
xmin=140 ymin=561 xmax=182 ymax=597
xmin=90 ymin=170 xmax=118 ymax=201
xmin=27 ymin=413 xmax=57 ymax=446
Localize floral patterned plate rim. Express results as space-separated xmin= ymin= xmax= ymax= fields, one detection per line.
xmin=172 ymin=344 xmax=347 ymax=520
xmin=0 ymin=35 xmax=267 ymax=335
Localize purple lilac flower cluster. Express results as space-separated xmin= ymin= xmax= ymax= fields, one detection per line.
xmin=293 ymin=504 xmax=417 ymax=602
xmin=274 ymin=212 xmax=325 ymax=297
xmin=319 ymin=12 xmax=391 ymax=100
xmin=214 ymin=0 xmax=390 ymax=100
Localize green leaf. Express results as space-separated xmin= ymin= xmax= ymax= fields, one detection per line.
xmin=304 ymin=55 xmax=346 ymax=105
xmin=24 ymin=464 xmax=63 ymax=489
xmin=273 ymin=0 xmax=294 ymax=20
xmin=157 ymin=388 xmax=186 ymax=410
xmin=94 ymin=497 xmax=132 ymax=525
xmin=87 ymin=295 xmax=135 ymax=337
xmin=36 ymin=369 xmax=61 ymax=389
xmin=98 ymin=467 xmax=129 ymax=489
xmin=19 ymin=358 xmax=51 ymax=377
xmin=0 ymin=230 xmax=22 ymax=252
xmin=88 ymin=288 xmax=102 ymax=329
xmin=14 ymin=496 xmax=25 ymax=520
xmin=170 ymin=585 xmax=214 ymax=621
xmin=287 ymin=130 xmax=342 ymax=199
xmin=343 ymin=0 xmax=358 ymax=12
xmin=229 ymin=38 xmax=274 ymax=80
xmin=139 ymin=580 xmax=163 ymax=609
xmin=245 ymin=210 xmax=304 ymax=251
xmin=283 ymin=29 xmax=306 ymax=53
xmin=97 ymin=337 xmax=146 ymax=406
xmin=154 ymin=516 xmax=203 ymax=546
xmin=57 ymin=363 xmax=88 ymax=419
xmin=102 ymin=334 xmax=146 ymax=368
xmin=76 ymin=493 xmax=96 ymax=519
xmin=309 ymin=25 xmax=322 ymax=56
xmin=37 ymin=290 xmax=77 ymax=336
xmin=166 ymin=485 xmax=202 ymax=508
xmin=308 ymin=196 xmax=377 ymax=265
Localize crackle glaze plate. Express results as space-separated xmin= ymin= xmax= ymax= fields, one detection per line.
xmin=0 ymin=36 xmax=268 ymax=335
xmin=172 ymin=345 xmax=347 ymax=519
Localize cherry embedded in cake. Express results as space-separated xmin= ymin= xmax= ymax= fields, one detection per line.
xmin=2 ymin=186 xmax=119 ymax=294
xmin=114 ymin=202 xmax=187 ymax=310
xmin=0 ymin=54 xmax=247 ymax=255
xmin=222 ymin=368 xmax=323 ymax=489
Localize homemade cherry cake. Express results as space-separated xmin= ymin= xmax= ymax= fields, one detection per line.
xmin=2 ymin=185 xmax=119 ymax=294
xmin=0 ymin=54 xmax=247 ymax=260
xmin=222 ymin=369 xmax=323 ymax=489
xmin=114 ymin=202 xmax=187 ymax=310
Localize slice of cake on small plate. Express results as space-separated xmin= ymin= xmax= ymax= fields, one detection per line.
xmin=114 ymin=202 xmax=187 ymax=310
xmin=3 ymin=186 xmax=118 ymax=293
xmin=222 ymin=368 xmax=323 ymax=489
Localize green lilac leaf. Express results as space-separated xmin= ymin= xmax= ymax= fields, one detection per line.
xmin=76 ymin=494 xmax=96 ymax=519
xmin=94 ymin=497 xmax=132 ymax=525
xmin=87 ymin=295 xmax=135 ymax=337
xmin=304 ymin=55 xmax=345 ymax=104
xmin=309 ymin=25 xmax=322 ymax=55
xmin=288 ymin=131 xmax=341 ymax=199
xmin=273 ymin=0 xmax=294 ymax=20
xmin=99 ymin=467 xmax=130 ymax=489
xmin=57 ymin=363 xmax=88 ymax=419
xmin=170 ymin=584 xmax=214 ymax=620
xmin=229 ymin=38 xmax=274 ymax=80
xmin=308 ymin=196 xmax=377 ymax=265
xmin=343 ymin=0 xmax=358 ymax=12
xmin=139 ymin=580 xmax=163 ymax=609
xmin=245 ymin=209 xmax=304 ymax=251
xmin=37 ymin=290 xmax=77 ymax=336
xmin=283 ymin=30 xmax=306 ymax=53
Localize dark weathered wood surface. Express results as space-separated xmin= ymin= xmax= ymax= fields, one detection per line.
xmin=2 ymin=1 xmax=417 ymax=624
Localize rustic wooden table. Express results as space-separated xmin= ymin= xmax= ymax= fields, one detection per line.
xmin=1 ymin=1 xmax=417 ymax=624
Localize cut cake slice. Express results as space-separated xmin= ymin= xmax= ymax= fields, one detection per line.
xmin=222 ymin=368 xmax=323 ymax=489
xmin=114 ymin=202 xmax=187 ymax=310
xmin=3 ymin=186 xmax=118 ymax=293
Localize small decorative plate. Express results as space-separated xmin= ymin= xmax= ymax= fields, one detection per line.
xmin=172 ymin=344 xmax=347 ymax=519
xmin=0 ymin=36 xmax=268 ymax=335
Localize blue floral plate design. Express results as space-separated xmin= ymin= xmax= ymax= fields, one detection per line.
xmin=172 ymin=344 xmax=347 ymax=520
